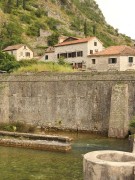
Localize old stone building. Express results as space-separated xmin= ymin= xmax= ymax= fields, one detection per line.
xmin=88 ymin=45 xmax=135 ymax=71
xmin=3 ymin=44 xmax=34 ymax=61
xmin=40 ymin=36 xmax=103 ymax=69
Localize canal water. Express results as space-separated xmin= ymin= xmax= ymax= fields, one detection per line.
xmin=0 ymin=132 xmax=131 ymax=180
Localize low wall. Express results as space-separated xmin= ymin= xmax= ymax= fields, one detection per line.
xmin=0 ymin=131 xmax=71 ymax=152
xmin=0 ymin=72 xmax=135 ymax=137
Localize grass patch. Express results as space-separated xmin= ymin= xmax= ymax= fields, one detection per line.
xmin=14 ymin=62 xmax=75 ymax=73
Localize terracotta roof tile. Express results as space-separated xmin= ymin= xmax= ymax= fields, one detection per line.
xmin=62 ymin=36 xmax=80 ymax=42
xmin=3 ymin=44 xmax=24 ymax=51
xmin=55 ymin=37 xmax=96 ymax=47
xmin=89 ymin=45 xmax=135 ymax=57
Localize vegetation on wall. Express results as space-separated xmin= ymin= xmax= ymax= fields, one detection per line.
xmin=130 ymin=117 xmax=135 ymax=128
xmin=0 ymin=122 xmax=36 ymax=133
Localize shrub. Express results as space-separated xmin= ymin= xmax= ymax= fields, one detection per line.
xmin=47 ymin=33 xmax=59 ymax=46
xmin=130 ymin=117 xmax=135 ymax=128
xmin=26 ymin=21 xmax=47 ymax=36
xmin=1 ymin=21 xmax=23 ymax=47
xmin=58 ymin=57 xmax=70 ymax=66
xmin=46 ymin=17 xmax=60 ymax=30
xmin=0 ymin=51 xmax=20 ymax=72
xmin=0 ymin=122 xmax=36 ymax=133
xmin=20 ymin=14 xmax=32 ymax=24
xmin=35 ymin=8 xmax=47 ymax=18
xmin=0 ymin=61 xmax=20 ymax=72
xmin=70 ymin=17 xmax=82 ymax=31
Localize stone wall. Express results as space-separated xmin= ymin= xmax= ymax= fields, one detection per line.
xmin=108 ymin=84 xmax=129 ymax=138
xmin=1 ymin=72 xmax=135 ymax=137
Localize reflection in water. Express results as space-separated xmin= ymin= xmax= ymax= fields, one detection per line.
xmin=0 ymin=132 xmax=130 ymax=180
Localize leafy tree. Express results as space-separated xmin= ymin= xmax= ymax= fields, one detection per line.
xmin=27 ymin=20 xmax=47 ymax=37
xmin=93 ymin=24 xmax=96 ymax=35
xmin=0 ymin=22 xmax=23 ymax=48
xmin=23 ymin=0 xmax=26 ymax=10
xmin=115 ymin=28 xmax=119 ymax=36
xmin=84 ymin=20 xmax=87 ymax=37
xmin=58 ymin=57 xmax=66 ymax=65
xmin=0 ymin=52 xmax=20 ymax=72
xmin=16 ymin=0 xmax=19 ymax=7
xmin=4 ymin=0 xmax=13 ymax=13
xmin=47 ymin=33 xmax=59 ymax=46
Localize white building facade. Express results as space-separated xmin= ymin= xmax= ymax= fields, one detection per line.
xmin=3 ymin=44 xmax=33 ymax=61
xmin=40 ymin=37 xmax=103 ymax=68
xmin=55 ymin=37 xmax=103 ymax=68
xmin=40 ymin=46 xmax=56 ymax=62
xmin=88 ymin=45 xmax=135 ymax=71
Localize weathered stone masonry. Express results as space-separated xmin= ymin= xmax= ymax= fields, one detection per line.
xmin=1 ymin=72 xmax=135 ymax=137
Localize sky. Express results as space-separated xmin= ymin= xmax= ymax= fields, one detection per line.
xmin=95 ymin=0 xmax=135 ymax=39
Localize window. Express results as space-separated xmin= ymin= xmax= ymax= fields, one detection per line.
xmin=108 ymin=58 xmax=117 ymax=64
xmin=24 ymin=46 xmax=27 ymax=49
xmin=25 ymin=52 xmax=30 ymax=57
xmin=95 ymin=49 xmax=98 ymax=53
xmin=77 ymin=51 xmax=83 ymax=57
xmin=90 ymin=50 xmax=93 ymax=54
xmin=129 ymin=57 xmax=133 ymax=63
xmin=68 ymin=52 xmax=72 ymax=58
xmin=45 ymin=55 xmax=48 ymax=60
xmin=94 ymin=42 xmax=97 ymax=46
xmin=60 ymin=53 xmax=67 ymax=58
xmin=78 ymin=63 xmax=82 ymax=68
xmin=72 ymin=52 xmax=76 ymax=58
xmin=57 ymin=54 xmax=60 ymax=59
xmin=92 ymin=59 xmax=96 ymax=64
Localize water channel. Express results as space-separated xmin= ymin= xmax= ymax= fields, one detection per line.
xmin=0 ymin=132 xmax=131 ymax=180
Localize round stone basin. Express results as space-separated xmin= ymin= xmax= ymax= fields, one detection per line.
xmin=97 ymin=152 xmax=135 ymax=162
xmin=83 ymin=150 xmax=135 ymax=180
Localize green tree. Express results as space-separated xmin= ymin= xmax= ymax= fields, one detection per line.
xmin=1 ymin=22 xmax=23 ymax=48
xmin=47 ymin=33 xmax=59 ymax=46
xmin=93 ymin=24 xmax=96 ymax=35
xmin=16 ymin=0 xmax=19 ymax=7
xmin=5 ymin=0 xmax=12 ymax=13
xmin=84 ymin=20 xmax=87 ymax=37
xmin=115 ymin=28 xmax=119 ymax=36
xmin=23 ymin=0 xmax=26 ymax=10
xmin=0 ymin=52 xmax=20 ymax=72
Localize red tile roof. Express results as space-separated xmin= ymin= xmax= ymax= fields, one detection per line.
xmin=89 ymin=45 xmax=135 ymax=57
xmin=3 ymin=44 xmax=24 ymax=51
xmin=55 ymin=37 xmax=96 ymax=47
xmin=62 ymin=36 xmax=80 ymax=42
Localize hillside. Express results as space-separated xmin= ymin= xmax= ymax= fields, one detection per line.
xmin=0 ymin=0 xmax=133 ymax=55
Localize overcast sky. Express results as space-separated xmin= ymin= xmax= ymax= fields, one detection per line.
xmin=95 ymin=0 xmax=135 ymax=39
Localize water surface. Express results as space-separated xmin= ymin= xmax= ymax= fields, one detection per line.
xmin=0 ymin=132 xmax=131 ymax=180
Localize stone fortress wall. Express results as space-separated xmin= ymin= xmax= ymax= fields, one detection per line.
xmin=0 ymin=72 xmax=135 ymax=138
